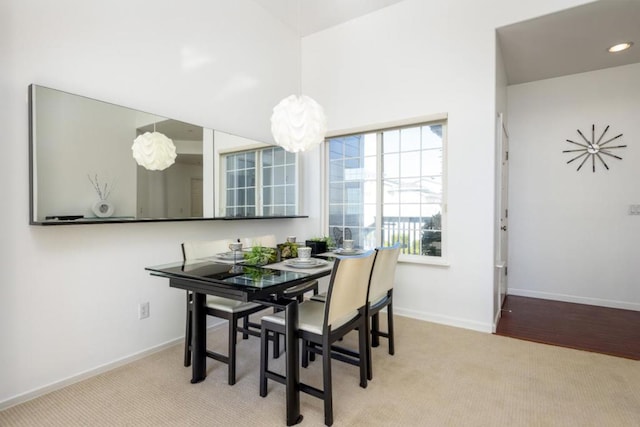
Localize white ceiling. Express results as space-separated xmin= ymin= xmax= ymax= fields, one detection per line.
xmin=251 ymin=0 xmax=405 ymax=36
xmin=498 ymin=0 xmax=640 ymax=85
xmin=255 ymin=0 xmax=640 ymax=85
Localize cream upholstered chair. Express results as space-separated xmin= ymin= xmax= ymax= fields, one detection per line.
xmin=259 ymin=250 xmax=376 ymax=427
xmin=182 ymin=239 xmax=266 ymax=385
xmin=363 ymin=242 xmax=401 ymax=379
xmin=241 ymin=234 xmax=278 ymax=249
xmin=310 ymin=243 xmax=401 ymax=380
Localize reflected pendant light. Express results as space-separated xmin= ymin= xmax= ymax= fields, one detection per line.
xmin=271 ymin=94 xmax=327 ymax=152
xmin=131 ymin=131 xmax=177 ymax=171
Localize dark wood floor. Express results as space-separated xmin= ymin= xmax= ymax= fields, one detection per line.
xmin=495 ymin=295 xmax=640 ymax=360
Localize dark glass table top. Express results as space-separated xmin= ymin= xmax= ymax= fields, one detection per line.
xmin=146 ymin=259 xmax=319 ymax=290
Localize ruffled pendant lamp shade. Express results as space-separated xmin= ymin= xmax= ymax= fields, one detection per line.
xmin=131 ymin=131 xmax=177 ymax=171
xmin=270 ymin=94 xmax=327 ymax=153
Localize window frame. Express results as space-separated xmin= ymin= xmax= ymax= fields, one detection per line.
xmin=219 ymin=146 xmax=299 ymax=217
xmin=323 ymin=114 xmax=448 ymax=265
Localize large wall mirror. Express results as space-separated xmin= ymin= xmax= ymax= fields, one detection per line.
xmin=29 ymin=85 xmax=302 ymax=224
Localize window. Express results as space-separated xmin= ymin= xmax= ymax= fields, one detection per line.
xmin=222 ymin=146 xmax=297 ymax=217
xmin=327 ymin=120 xmax=446 ymax=260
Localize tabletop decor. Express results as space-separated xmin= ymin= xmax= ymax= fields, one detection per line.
xmin=88 ymin=174 xmax=114 ymax=218
xmin=306 ymin=236 xmax=334 ymax=255
xmin=278 ymin=241 xmax=298 ymax=259
xmin=243 ymin=246 xmax=277 ymax=266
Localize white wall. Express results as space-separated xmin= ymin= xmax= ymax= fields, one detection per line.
xmin=507 ymin=63 xmax=640 ymax=310
xmin=0 ymin=0 xmax=592 ymax=408
xmin=301 ymin=0 xmax=590 ymax=331
xmin=0 ymin=0 xmax=318 ymax=407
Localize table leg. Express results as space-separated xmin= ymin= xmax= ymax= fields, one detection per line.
xmin=284 ymin=299 xmax=302 ymax=426
xmin=191 ymin=292 xmax=207 ymax=383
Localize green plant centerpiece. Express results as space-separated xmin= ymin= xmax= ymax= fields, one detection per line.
xmin=243 ymin=246 xmax=277 ymax=266
xmin=278 ymin=242 xmax=298 ymax=259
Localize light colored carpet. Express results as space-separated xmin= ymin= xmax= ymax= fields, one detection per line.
xmin=1 ymin=315 xmax=638 ymax=426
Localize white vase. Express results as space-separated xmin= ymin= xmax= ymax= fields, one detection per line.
xmin=92 ymin=199 xmax=114 ymax=218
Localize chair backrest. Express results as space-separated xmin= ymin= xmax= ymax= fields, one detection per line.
xmin=241 ymin=234 xmax=277 ymax=248
xmin=368 ymin=243 xmax=401 ymax=303
xmin=324 ymin=251 xmax=376 ymax=329
xmin=182 ymin=239 xmax=234 ymax=261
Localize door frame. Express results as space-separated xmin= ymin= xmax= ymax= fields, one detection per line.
xmin=493 ymin=112 xmax=509 ymax=330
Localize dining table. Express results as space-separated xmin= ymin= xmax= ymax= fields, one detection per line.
xmin=145 ymin=255 xmax=333 ymax=426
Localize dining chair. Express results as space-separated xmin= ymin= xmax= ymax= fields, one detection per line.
xmin=241 ymin=234 xmax=319 ymax=357
xmin=363 ymin=242 xmax=401 ymax=378
xmin=259 ymin=250 xmax=376 ymax=426
xmin=182 ymin=239 xmax=266 ymax=385
xmin=310 ymin=242 xmax=401 ymax=380
xmin=241 ymin=234 xmax=319 ymax=303
xmin=241 ymin=234 xmax=278 ymax=249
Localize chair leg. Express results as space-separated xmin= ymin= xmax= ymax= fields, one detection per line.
xmin=228 ymin=317 xmax=237 ymax=385
xmin=259 ymin=324 xmax=269 ymax=397
xmin=302 ymin=340 xmax=309 ymax=368
xmin=358 ymin=318 xmax=368 ymax=388
xmin=273 ymin=332 xmax=281 ymax=359
xmin=242 ymin=316 xmax=249 ymax=340
xmin=322 ymin=335 xmax=334 ymax=427
xmin=365 ymin=315 xmax=372 ymax=381
xmin=371 ymin=312 xmax=380 ymax=347
xmin=387 ymin=303 xmax=395 ymax=356
xmin=184 ymin=293 xmax=192 ymax=367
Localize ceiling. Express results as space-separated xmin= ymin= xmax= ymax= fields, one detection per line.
xmin=498 ymin=0 xmax=640 ymax=85
xmin=254 ymin=0 xmax=640 ymax=85
xmin=251 ymin=0 xmax=405 ymax=36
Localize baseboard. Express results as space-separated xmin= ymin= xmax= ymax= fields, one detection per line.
xmin=394 ymin=307 xmax=493 ymax=333
xmin=0 ymin=323 xmax=226 ymax=412
xmin=507 ymin=288 xmax=640 ymax=311
xmin=492 ymin=309 xmax=502 ymax=333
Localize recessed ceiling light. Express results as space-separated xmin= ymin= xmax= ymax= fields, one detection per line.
xmin=608 ymin=42 xmax=633 ymax=53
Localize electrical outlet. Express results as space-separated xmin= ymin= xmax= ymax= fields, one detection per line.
xmin=138 ymin=302 xmax=150 ymax=319
xmin=629 ymin=205 xmax=640 ymax=215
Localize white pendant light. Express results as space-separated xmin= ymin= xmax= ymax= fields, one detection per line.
xmin=271 ymin=94 xmax=327 ymax=153
xmin=131 ymin=131 xmax=177 ymax=171
xmin=270 ymin=2 xmax=327 ymax=153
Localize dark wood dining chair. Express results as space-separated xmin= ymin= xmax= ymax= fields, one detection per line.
xmin=182 ymin=239 xmax=266 ymax=385
xmin=259 ymin=250 xmax=376 ymax=426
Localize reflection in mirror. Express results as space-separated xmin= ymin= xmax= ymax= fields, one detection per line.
xmin=29 ymin=85 xmax=206 ymax=223
xmin=29 ymin=84 xmax=301 ymax=224
xmin=136 ymin=120 xmax=204 ymax=219
xmin=214 ymin=131 xmax=298 ymax=218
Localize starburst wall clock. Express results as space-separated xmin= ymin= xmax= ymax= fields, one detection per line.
xmin=563 ymin=124 xmax=626 ymax=172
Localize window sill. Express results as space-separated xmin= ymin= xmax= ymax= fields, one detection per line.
xmin=398 ymin=254 xmax=450 ymax=267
